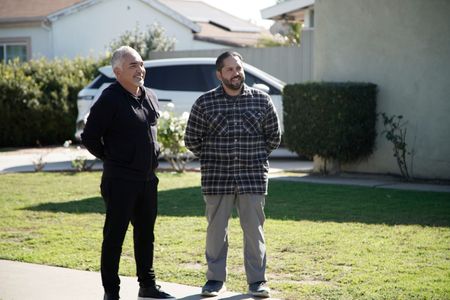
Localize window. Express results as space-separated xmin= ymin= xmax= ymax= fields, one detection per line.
xmin=309 ymin=9 xmax=315 ymax=28
xmin=88 ymin=74 xmax=115 ymax=89
xmin=144 ymin=64 xmax=281 ymax=95
xmin=145 ymin=65 xmax=219 ymax=92
xmin=0 ymin=38 xmax=30 ymax=63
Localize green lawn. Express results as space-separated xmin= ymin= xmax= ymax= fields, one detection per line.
xmin=0 ymin=172 xmax=449 ymax=299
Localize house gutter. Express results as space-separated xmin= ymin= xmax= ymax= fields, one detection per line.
xmin=193 ymin=35 xmax=246 ymax=48
xmin=47 ymin=0 xmax=99 ymax=22
xmin=0 ymin=17 xmax=43 ymax=27
xmin=41 ymin=19 xmax=54 ymax=58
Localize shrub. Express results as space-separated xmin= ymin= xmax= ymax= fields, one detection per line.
xmin=157 ymin=104 xmax=192 ymax=172
xmin=283 ymin=82 xmax=377 ymax=168
xmin=0 ymin=58 xmax=101 ymax=147
xmin=0 ymin=62 xmax=42 ymax=146
xmin=380 ymin=113 xmax=413 ymax=180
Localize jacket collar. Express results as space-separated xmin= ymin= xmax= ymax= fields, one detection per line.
xmin=113 ymin=81 xmax=160 ymax=117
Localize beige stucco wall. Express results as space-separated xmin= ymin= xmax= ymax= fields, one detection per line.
xmin=313 ymin=0 xmax=450 ymax=179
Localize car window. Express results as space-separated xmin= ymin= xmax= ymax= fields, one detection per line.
xmin=88 ymin=74 xmax=115 ymax=89
xmin=87 ymin=65 xmax=280 ymax=95
xmin=245 ymin=72 xmax=281 ymax=95
xmin=145 ymin=65 xmax=219 ymax=92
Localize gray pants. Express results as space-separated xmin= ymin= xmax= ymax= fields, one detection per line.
xmin=204 ymin=194 xmax=267 ymax=284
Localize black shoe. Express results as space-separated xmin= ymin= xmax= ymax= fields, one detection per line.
xmin=138 ymin=285 xmax=175 ymax=299
xmin=104 ymin=292 xmax=120 ymax=300
xmin=248 ymin=281 xmax=270 ymax=298
xmin=201 ymin=280 xmax=226 ymax=297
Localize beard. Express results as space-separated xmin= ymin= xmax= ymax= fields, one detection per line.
xmin=222 ymin=75 xmax=244 ymax=91
xmin=134 ymin=76 xmax=144 ymax=87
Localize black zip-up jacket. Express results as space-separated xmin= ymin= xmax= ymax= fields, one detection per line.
xmin=81 ymin=82 xmax=160 ymax=181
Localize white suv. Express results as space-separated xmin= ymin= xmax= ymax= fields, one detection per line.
xmin=75 ymin=57 xmax=285 ymax=140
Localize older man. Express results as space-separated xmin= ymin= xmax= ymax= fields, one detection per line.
xmin=185 ymin=51 xmax=281 ymax=298
xmin=82 ymin=46 xmax=173 ymax=300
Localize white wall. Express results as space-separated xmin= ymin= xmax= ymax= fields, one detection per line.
xmin=314 ymin=0 xmax=450 ymax=179
xmin=50 ymin=0 xmax=222 ymax=59
xmin=0 ymin=25 xmax=51 ymax=59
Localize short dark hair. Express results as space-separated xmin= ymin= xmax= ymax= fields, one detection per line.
xmin=215 ymin=51 xmax=243 ymax=71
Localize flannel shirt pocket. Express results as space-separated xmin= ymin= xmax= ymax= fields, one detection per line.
xmin=243 ymin=110 xmax=264 ymax=134
xmin=207 ymin=113 xmax=228 ymax=136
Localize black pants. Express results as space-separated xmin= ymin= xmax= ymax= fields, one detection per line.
xmin=100 ymin=175 xmax=158 ymax=294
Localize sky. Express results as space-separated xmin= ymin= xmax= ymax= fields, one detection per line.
xmin=198 ymin=0 xmax=278 ymax=28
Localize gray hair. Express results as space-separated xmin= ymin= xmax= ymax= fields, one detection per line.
xmin=111 ymin=46 xmax=138 ymax=69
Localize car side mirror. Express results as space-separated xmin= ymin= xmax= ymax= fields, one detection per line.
xmin=252 ymin=83 xmax=270 ymax=93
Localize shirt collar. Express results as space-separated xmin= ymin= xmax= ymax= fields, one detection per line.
xmin=215 ymin=83 xmax=253 ymax=98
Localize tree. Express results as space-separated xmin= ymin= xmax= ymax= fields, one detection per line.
xmin=285 ymin=22 xmax=301 ymax=45
xmin=109 ymin=23 xmax=176 ymax=59
xmin=266 ymin=1 xmax=302 ymax=46
xmin=256 ymin=22 xmax=302 ymax=47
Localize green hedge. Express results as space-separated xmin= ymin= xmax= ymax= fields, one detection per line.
xmin=283 ymin=82 xmax=377 ymax=163
xmin=0 ymin=58 xmax=104 ymax=147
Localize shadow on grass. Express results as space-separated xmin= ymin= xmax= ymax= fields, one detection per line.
xmin=24 ymin=196 xmax=105 ymax=214
xmin=24 ymin=181 xmax=450 ymax=227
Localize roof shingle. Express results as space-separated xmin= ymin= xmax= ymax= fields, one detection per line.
xmin=0 ymin=0 xmax=85 ymax=20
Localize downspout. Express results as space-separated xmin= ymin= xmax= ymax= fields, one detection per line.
xmin=41 ymin=18 xmax=53 ymax=59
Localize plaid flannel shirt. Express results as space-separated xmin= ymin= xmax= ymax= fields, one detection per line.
xmin=185 ymin=84 xmax=281 ymax=195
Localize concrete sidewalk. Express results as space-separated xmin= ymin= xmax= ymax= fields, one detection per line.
xmin=270 ymin=173 xmax=450 ymax=193
xmin=0 ymin=146 xmax=312 ymax=174
xmin=1 ymin=146 xmax=449 ymax=193
xmin=0 ymin=259 xmax=279 ymax=300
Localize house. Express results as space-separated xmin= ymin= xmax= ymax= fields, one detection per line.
xmin=160 ymin=0 xmax=271 ymax=48
xmin=261 ymin=0 xmax=450 ymax=180
xmin=0 ymin=0 xmax=270 ymax=61
xmin=261 ymin=0 xmax=314 ymax=34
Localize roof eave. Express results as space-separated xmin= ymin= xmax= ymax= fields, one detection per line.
xmin=140 ymin=0 xmax=201 ymax=33
xmin=261 ymin=0 xmax=314 ymax=20
xmin=46 ymin=0 xmax=99 ymax=22
xmin=0 ymin=16 xmax=45 ymax=26
xmin=193 ymin=35 xmax=249 ymax=48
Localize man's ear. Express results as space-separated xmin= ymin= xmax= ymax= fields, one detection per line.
xmin=216 ymin=70 xmax=222 ymax=82
xmin=113 ymin=67 xmax=121 ymax=78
